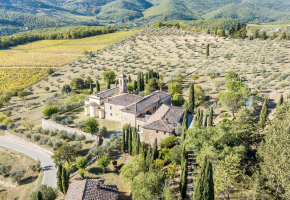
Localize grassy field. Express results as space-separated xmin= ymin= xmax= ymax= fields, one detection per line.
xmin=11 ymin=30 xmax=139 ymax=54
xmin=0 ymin=146 xmax=42 ymax=200
xmin=0 ymin=68 xmax=48 ymax=93
xmin=0 ymin=51 xmax=80 ymax=67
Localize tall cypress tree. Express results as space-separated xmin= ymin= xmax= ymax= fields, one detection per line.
xmin=206 ymin=44 xmax=210 ymax=57
xmin=208 ymin=107 xmax=213 ymax=127
xmin=36 ymin=191 xmax=43 ymax=200
xmin=128 ymin=75 xmax=131 ymax=83
xmin=57 ymin=164 xmax=63 ymax=193
xmin=260 ymin=97 xmax=268 ymax=129
xmin=96 ymin=80 xmax=100 ymax=93
xmin=115 ymin=79 xmax=119 ymax=86
xmin=188 ymin=83 xmax=195 ymax=114
xmin=193 ymin=155 xmax=214 ymax=200
xmin=141 ymin=72 xmax=145 ymax=91
xmin=125 ymin=125 xmax=129 ymax=153
xmin=90 ymin=82 xmax=93 ymax=93
xmin=152 ymin=138 xmax=158 ymax=160
xmin=133 ymin=80 xmax=137 ymax=90
xmin=136 ymin=133 xmax=140 ymax=155
xmin=146 ymin=144 xmax=152 ymax=171
xmin=199 ymin=109 xmax=203 ymax=126
xmin=182 ymin=109 xmax=189 ymax=137
xmin=181 ymin=158 xmax=188 ymax=199
xmin=62 ymin=167 xmax=69 ymax=194
xmin=277 ymin=94 xmax=283 ymax=107
xmin=128 ymin=127 xmax=132 ymax=155
xmin=204 ymin=114 xmax=208 ymax=127
xmin=122 ymin=127 xmax=126 ymax=153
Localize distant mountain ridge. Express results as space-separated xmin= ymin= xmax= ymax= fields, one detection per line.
xmin=2 ymin=0 xmax=290 ymax=36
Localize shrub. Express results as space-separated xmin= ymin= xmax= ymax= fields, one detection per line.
xmin=51 ymin=114 xmax=61 ymax=122
xmin=68 ymin=133 xmax=76 ymax=141
xmin=76 ymin=157 xmax=87 ymax=169
xmin=49 ymin=130 xmax=57 ymax=137
xmin=220 ymin=113 xmax=231 ymax=118
xmin=112 ymin=160 xmax=117 ymax=165
xmin=160 ymin=136 xmax=179 ymax=149
xmin=42 ymin=105 xmax=59 ymax=116
xmin=70 ymin=78 xmax=84 ymax=89
xmin=31 ymin=134 xmax=41 ymax=142
xmin=39 ymin=136 xmax=49 ymax=145
xmin=41 ymin=129 xmax=49 ymax=135
xmin=46 ymin=67 xmax=54 ymax=75
xmin=4 ymin=118 xmax=14 ymax=125
xmin=61 ymin=84 xmax=71 ymax=94
xmin=0 ymin=114 xmax=5 ymax=122
xmin=29 ymin=161 xmax=41 ymax=171
xmin=29 ymin=184 xmax=57 ymax=200
xmin=25 ymin=132 xmax=32 ymax=138
xmin=52 ymin=140 xmax=63 ymax=150
xmin=0 ymin=165 xmax=12 ymax=175
xmin=159 ymin=148 xmax=171 ymax=162
xmin=57 ymin=130 xmax=68 ymax=140
xmin=6 ymin=111 xmax=12 ymax=117
xmin=10 ymin=169 xmax=26 ymax=184
xmin=46 ymin=140 xmax=53 ymax=148
xmin=76 ymin=135 xmax=85 ymax=142
xmin=70 ymin=142 xmax=83 ymax=151
xmin=170 ymin=145 xmax=182 ymax=165
xmin=36 ymin=127 xmax=42 ymax=133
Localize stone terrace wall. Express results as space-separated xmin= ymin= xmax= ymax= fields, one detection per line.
xmin=4 ymin=131 xmax=53 ymax=155
xmin=42 ymin=118 xmax=99 ymax=141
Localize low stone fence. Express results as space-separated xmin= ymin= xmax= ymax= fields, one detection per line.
xmin=4 ymin=131 xmax=53 ymax=155
xmin=42 ymin=118 xmax=99 ymax=141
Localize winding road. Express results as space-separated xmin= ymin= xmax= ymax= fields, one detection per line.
xmin=0 ymin=138 xmax=57 ymax=187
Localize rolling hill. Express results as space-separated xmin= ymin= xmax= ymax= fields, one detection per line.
xmin=2 ymin=0 xmax=290 ymax=36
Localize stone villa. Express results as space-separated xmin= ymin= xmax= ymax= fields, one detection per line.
xmin=85 ymin=72 xmax=186 ymax=144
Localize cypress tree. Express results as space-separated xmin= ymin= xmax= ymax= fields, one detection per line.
xmin=146 ymin=144 xmax=152 ymax=171
xmin=152 ymin=138 xmax=158 ymax=160
xmin=122 ymin=127 xmax=126 ymax=153
xmin=107 ymin=82 xmax=110 ymax=89
xmin=235 ymin=22 xmax=241 ymax=32
xmin=134 ymin=80 xmax=137 ymax=90
xmin=57 ymin=164 xmax=63 ymax=193
xmin=206 ymin=44 xmax=210 ymax=57
xmin=277 ymin=94 xmax=283 ymax=107
xmin=62 ymin=167 xmax=69 ymax=194
xmin=128 ymin=75 xmax=131 ymax=83
xmin=36 ymin=191 xmax=43 ymax=200
xmin=182 ymin=109 xmax=189 ymax=136
xmin=199 ymin=109 xmax=203 ymax=126
xmin=90 ymin=82 xmax=93 ymax=93
xmin=136 ymin=133 xmax=140 ymax=155
xmin=260 ymin=97 xmax=268 ymax=129
xmin=125 ymin=125 xmax=129 ymax=153
xmin=128 ymin=126 xmax=132 ymax=155
xmin=188 ymin=83 xmax=195 ymax=114
xmin=145 ymin=72 xmax=149 ymax=84
xmin=115 ymin=79 xmax=119 ymax=86
xmin=193 ymin=155 xmax=214 ymax=200
xmin=204 ymin=114 xmax=208 ymax=127
xmin=141 ymin=143 xmax=146 ymax=161
xmin=208 ymin=107 xmax=213 ymax=127
xmin=181 ymin=158 xmax=188 ymax=199
xmin=214 ymin=28 xmax=218 ymax=36
xmin=141 ymin=72 xmax=145 ymax=91
xmin=96 ymin=81 xmax=100 ymax=93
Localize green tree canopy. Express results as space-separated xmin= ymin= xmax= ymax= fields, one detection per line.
xmin=102 ymin=70 xmax=116 ymax=83
xmin=168 ymin=81 xmax=183 ymax=95
xmin=51 ymin=143 xmax=78 ymax=167
xmin=70 ymin=78 xmax=84 ymax=89
xmin=83 ymin=117 xmax=99 ymax=134
xmin=219 ymin=91 xmax=242 ymax=117
xmin=97 ymin=155 xmax=111 ymax=173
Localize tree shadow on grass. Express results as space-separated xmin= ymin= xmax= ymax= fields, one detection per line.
xmin=21 ymin=176 xmax=38 ymax=185
xmin=118 ymin=191 xmax=130 ymax=200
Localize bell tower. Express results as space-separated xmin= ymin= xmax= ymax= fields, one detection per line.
xmin=119 ymin=72 xmax=127 ymax=93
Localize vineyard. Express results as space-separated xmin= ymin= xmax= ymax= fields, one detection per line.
xmin=11 ymin=30 xmax=139 ymax=54
xmin=0 ymin=68 xmax=47 ymax=92
xmin=0 ymin=51 xmax=80 ymax=67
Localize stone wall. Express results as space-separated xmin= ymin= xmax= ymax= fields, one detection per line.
xmin=142 ymin=128 xmax=172 ymax=146
xmin=4 ymin=131 xmax=53 ymax=155
xmin=42 ymin=118 xmax=99 ymax=141
xmin=104 ymin=103 xmax=125 ymax=121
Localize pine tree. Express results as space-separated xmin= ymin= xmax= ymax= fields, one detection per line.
xmin=260 ymin=97 xmax=268 ymax=129
xmin=152 ymin=138 xmax=158 ymax=160
xmin=122 ymin=127 xmax=126 ymax=153
xmin=206 ymin=44 xmax=210 ymax=57
xmin=90 ymin=82 xmax=93 ymax=93
xmin=36 ymin=191 xmax=43 ymax=200
xmin=107 ymin=82 xmax=110 ymax=89
xmin=188 ymin=83 xmax=195 ymax=114
xmin=62 ymin=167 xmax=69 ymax=194
xmin=204 ymin=114 xmax=208 ymax=127
xmin=96 ymin=81 xmax=100 ymax=93
xmin=193 ymin=155 xmax=214 ymax=200
xmin=182 ymin=109 xmax=189 ymax=136
xmin=57 ymin=164 xmax=63 ymax=193
xmin=277 ymin=94 xmax=283 ymax=107
xmin=128 ymin=75 xmax=131 ymax=83
xmin=209 ymin=107 xmax=213 ymax=126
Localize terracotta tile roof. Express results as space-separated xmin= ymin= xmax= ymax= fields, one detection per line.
xmin=105 ymin=94 xmax=143 ymax=107
xmin=143 ymin=104 xmax=186 ymax=132
xmin=136 ymin=114 xmax=151 ymax=122
xmin=92 ymin=87 xmax=119 ymax=99
xmin=121 ymin=91 xmax=171 ymax=114
xmin=65 ymin=179 xmax=118 ymax=200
